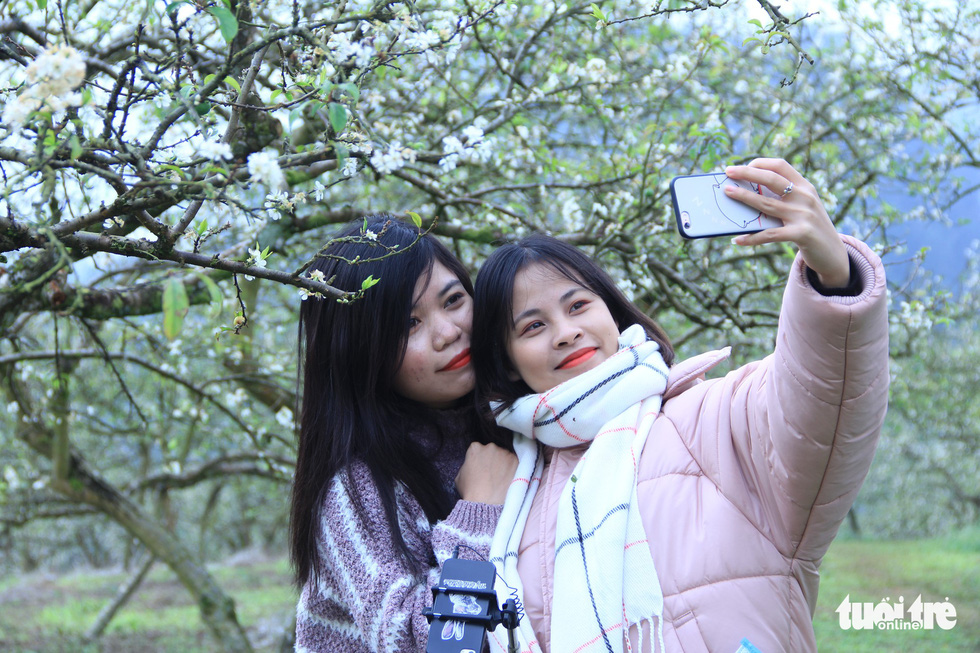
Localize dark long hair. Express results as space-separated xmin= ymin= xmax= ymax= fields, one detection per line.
xmin=472 ymin=233 xmax=674 ymax=410
xmin=290 ymin=215 xmax=476 ymax=586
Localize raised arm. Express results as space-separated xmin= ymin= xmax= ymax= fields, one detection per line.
xmin=719 ymin=159 xmax=889 ymax=558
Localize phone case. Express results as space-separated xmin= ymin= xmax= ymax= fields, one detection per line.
xmin=670 ymin=172 xmax=783 ymax=239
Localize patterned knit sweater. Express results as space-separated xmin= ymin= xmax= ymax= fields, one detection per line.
xmin=295 ymin=407 xmax=504 ymax=652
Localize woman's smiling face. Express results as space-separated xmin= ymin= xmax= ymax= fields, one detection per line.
xmin=505 ymin=262 xmax=621 ymax=394
xmin=392 ymin=261 xmax=475 ymax=408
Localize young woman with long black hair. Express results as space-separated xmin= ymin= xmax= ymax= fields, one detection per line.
xmin=290 ymin=215 xmax=518 ymax=651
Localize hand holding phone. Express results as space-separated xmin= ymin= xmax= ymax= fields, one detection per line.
xmin=670 ymin=172 xmax=783 ymax=239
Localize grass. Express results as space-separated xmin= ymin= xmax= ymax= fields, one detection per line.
xmin=814 ymin=527 xmax=980 ymax=652
xmin=0 ymin=553 xmax=297 ymax=653
xmin=1 ymin=530 xmax=977 ymax=652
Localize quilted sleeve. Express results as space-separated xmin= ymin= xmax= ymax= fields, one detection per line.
xmin=760 ymin=234 xmax=889 ymax=558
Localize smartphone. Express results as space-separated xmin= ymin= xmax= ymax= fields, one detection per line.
xmin=670 ymin=172 xmax=783 ymax=239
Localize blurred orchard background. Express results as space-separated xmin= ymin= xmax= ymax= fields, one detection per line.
xmin=0 ymin=0 xmax=977 ymax=650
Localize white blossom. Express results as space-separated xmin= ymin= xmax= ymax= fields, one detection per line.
xmin=1 ymin=95 xmax=41 ymax=126
xmin=264 ymin=190 xmax=293 ymax=211
xmin=328 ymin=31 xmax=375 ymax=68
xmin=461 ymin=124 xmax=485 ymax=143
xmin=300 ymin=269 xmax=327 ymax=301
xmin=247 ymin=150 xmax=285 ymax=189
xmin=247 ymin=247 xmax=267 ymax=268
xmin=898 ymin=300 xmax=933 ymax=331
xmin=312 ymin=181 xmax=327 ymax=201
xmin=199 ymin=141 xmax=233 ymax=162
xmin=342 ymin=157 xmax=359 ymax=177
xmin=245 ymin=246 xmax=268 ymax=280
xmin=275 ymin=406 xmax=294 ymax=429
xmin=369 ymin=141 xmax=416 ymax=174
xmin=404 ymin=29 xmax=441 ymax=51
xmin=584 ymin=58 xmax=608 ymax=83
xmin=2 ymin=45 xmax=86 ymax=126
xmin=3 ymin=466 xmax=21 ymax=490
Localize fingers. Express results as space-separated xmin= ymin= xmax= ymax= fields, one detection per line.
xmin=455 ymin=442 xmax=519 ymax=505
xmin=724 ymin=160 xmax=847 ymax=283
xmin=722 ymin=179 xmax=788 ymax=218
xmin=731 ymin=227 xmax=787 ymax=247
xmin=726 ymin=160 xmax=808 ymax=200
xmin=745 ymin=157 xmax=806 ymax=184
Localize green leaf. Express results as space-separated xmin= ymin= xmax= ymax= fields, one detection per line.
xmin=191 ymin=271 xmax=224 ymax=318
xmin=590 ymin=3 xmax=606 ymax=21
xmin=224 ymin=76 xmax=241 ymax=93
xmin=361 ymin=275 xmax=380 ymax=291
xmin=338 ymin=82 xmax=360 ymax=103
xmin=206 ymin=5 xmax=238 ymax=43
xmin=162 ymin=278 xmax=190 ymax=341
xmin=69 ymin=134 xmax=83 ymax=160
xmin=335 ymin=144 xmax=349 ymax=173
xmin=37 ymin=0 xmax=47 ymax=8
xmin=328 ymin=103 xmax=347 ymax=134
xmin=748 ymin=18 xmax=763 ymax=29
xmin=407 ymin=211 xmax=422 ymax=228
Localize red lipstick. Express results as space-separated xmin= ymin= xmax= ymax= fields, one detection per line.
xmin=440 ymin=349 xmax=471 ymax=372
xmin=556 ymin=347 xmax=597 ymax=370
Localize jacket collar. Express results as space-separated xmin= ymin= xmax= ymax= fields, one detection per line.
xmin=664 ymin=347 xmax=731 ymax=401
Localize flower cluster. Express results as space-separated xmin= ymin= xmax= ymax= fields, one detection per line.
xmin=369 ymin=141 xmax=417 ymax=174
xmin=2 ymin=45 xmax=86 ymax=126
xmin=897 ymin=300 xmax=934 ymax=332
xmin=264 ymin=190 xmax=307 ymax=220
xmin=244 ymin=245 xmax=269 ymax=281
xmin=328 ymin=31 xmax=375 ymax=69
xmin=199 ymin=141 xmax=233 ymax=162
xmin=247 ymin=150 xmax=285 ymax=188
xmin=274 ymin=406 xmax=294 ymax=430
xmin=299 ymin=268 xmax=326 ymax=301
xmin=438 ymin=119 xmax=495 ymax=172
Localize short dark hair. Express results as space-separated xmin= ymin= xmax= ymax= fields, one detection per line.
xmin=290 ymin=215 xmax=474 ymax=586
xmin=472 ymin=233 xmax=674 ymax=410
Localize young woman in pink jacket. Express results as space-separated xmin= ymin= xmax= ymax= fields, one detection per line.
xmin=471 ymin=159 xmax=890 ymax=652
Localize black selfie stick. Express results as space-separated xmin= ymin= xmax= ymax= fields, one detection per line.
xmin=422 ymin=555 xmax=521 ymax=653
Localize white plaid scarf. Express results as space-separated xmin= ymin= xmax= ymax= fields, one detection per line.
xmin=488 ymin=325 xmax=668 ymax=653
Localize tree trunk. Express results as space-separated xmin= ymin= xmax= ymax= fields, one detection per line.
xmin=50 ymin=461 xmax=255 ymax=652
xmin=6 ymin=377 xmax=254 ymax=652
xmin=57 ymin=461 xmax=254 ymax=650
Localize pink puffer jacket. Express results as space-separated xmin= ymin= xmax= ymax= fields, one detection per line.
xmin=516 ymin=235 xmax=889 ymax=652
